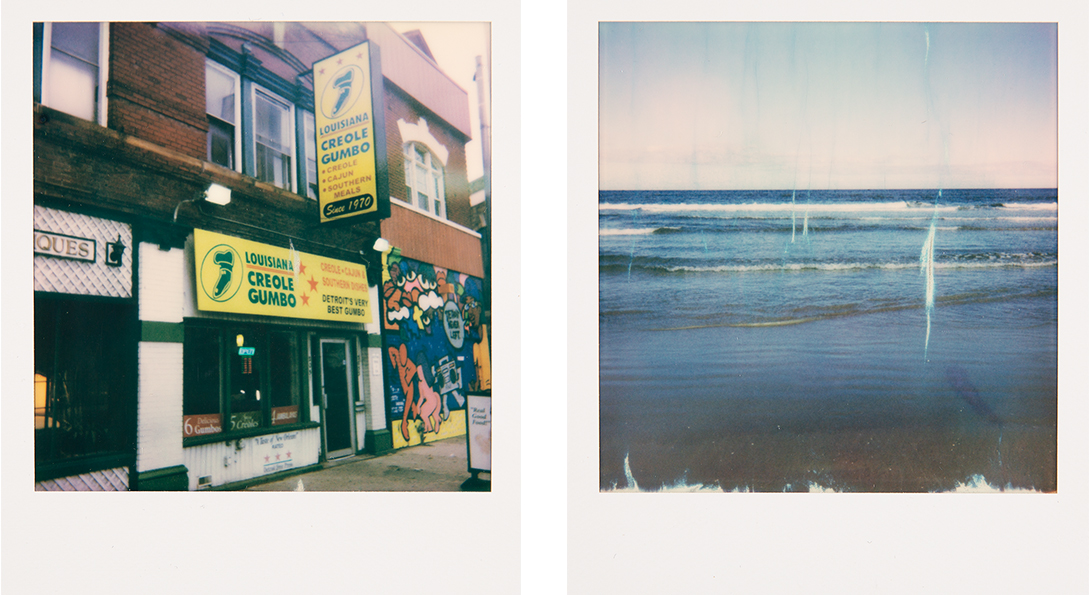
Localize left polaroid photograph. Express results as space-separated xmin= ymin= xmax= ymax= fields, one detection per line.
xmin=30 ymin=21 xmax=493 ymax=493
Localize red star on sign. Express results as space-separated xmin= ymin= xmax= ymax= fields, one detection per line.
xmin=298 ymin=263 xmax=307 ymax=275
xmin=276 ymin=454 xmax=281 ymax=460
xmin=300 ymin=293 xmax=310 ymax=306
xmin=286 ymin=451 xmax=292 ymax=458
xmin=356 ymin=52 xmax=363 ymax=60
xmin=319 ymin=68 xmax=325 ymax=75
xmin=308 ymin=276 xmax=319 ymax=292
xmin=337 ymin=58 xmax=343 ymax=65
xmin=265 ymin=455 xmax=270 ymax=462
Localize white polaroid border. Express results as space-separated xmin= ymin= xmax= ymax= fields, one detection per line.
xmin=568 ymin=1 xmax=1088 ymax=593
xmin=3 ymin=3 xmax=522 ymax=593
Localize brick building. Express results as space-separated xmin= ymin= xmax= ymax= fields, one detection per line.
xmin=33 ymin=22 xmax=490 ymax=490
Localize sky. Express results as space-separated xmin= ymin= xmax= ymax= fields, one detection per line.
xmin=599 ymin=22 xmax=1058 ymax=191
xmin=392 ymin=22 xmax=490 ymax=195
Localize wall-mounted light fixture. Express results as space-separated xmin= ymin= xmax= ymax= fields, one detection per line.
xmin=204 ymin=183 xmax=232 ymax=206
xmin=372 ymin=237 xmax=390 ymax=252
xmin=173 ymin=182 xmax=233 ymax=223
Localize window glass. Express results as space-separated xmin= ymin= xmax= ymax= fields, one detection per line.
xmin=35 ymin=298 xmax=133 ymax=462
xmin=47 ymin=52 xmax=98 ymax=121
xmin=51 ymin=22 xmax=99 ymax=63
xmin=208 ymin=121 xmax=234 ymax=169
xmin=205 ymin=62 xmax=237 ymax=170
xmin=183 ymin=326 xmax=222 ymax=437
xmin=303 ymin=112 xmax=318 ymax=199
xmin=229 ymin=331 xmax=263 ymax=431
xmin=415 ymin=163 xmax=430 ymax=210
xmin=254 ymin=90 xmax=293 ymax=190
xmin=205 ymin=63 xmax=236 ymax=123
xmin=45 ymin=23 xmax=100 ymax=123
xmin=403 ymin=142 xmax=446 ymax=218
xmin=269 ymin=332 xmax=300 ymax=425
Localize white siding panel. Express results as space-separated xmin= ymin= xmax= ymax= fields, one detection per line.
xmin=136 ymin=342 xmax=184 ymax=472
xmin=139 ymin=242 xmax=186 ymax=323
xmin=184 ymin=427 xmax=321 ymax=490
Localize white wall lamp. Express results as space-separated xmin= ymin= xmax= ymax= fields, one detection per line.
xmin=372 ymin=237 xmax=390 ymax=252
xmin=174 ymin=182 xmax=232 ymax=223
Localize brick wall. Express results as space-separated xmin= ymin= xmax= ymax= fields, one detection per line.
xmin=382 ymin=202 xmax=484 ymax=278
xmin=384 ymin=84 xmax=473 ymax=230
xmin=108 ymin=22 xmax=208 ymax=160
xmin=35 ymin=105 xmax=381 ymax=269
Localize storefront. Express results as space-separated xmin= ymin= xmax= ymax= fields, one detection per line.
xmin=180 ymin=228 xmax=386 ymax=489
xmin=34 ymin=204 xmax=138 ymax=490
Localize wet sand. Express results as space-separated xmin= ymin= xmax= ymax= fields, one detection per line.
xmin=602 ymin=419 xmax=1056 ymax=492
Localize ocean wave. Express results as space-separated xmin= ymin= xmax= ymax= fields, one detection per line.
xmin=633 ymin=258 xmax=1059 ymax=274
xmin=1001 ymin=202 xmax=1058 ymax=211
xmin=599 ymin=228 xmax=658 ymax=236
xmin=599 ymin=201 xmax=964 ymax=214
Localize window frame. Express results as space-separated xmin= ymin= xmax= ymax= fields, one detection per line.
xmin=182 ymin=322 xmax=312 ymax=444
xmin=37 ymin=22 xmax=109 ymax=125
xmin=403 ymin=141 xmax=447 ymax=219
xmin=301 ymin=110 xmax=319 ymax=199
xmin=205 ymin=59 xmax=242 ymax=173
xmin=250 ymin=83 xmax=298 ymax=192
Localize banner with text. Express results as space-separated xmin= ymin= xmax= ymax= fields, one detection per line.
xmin=313 ymin=41 xmax=386 ymax=223
xmin=194 ymin=229 xmax=371 ymax=323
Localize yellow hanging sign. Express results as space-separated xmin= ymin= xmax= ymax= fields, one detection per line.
xmin=313 ymin=41 xmax=383 ymax=223
xmin=194 ymin=229 xmax=371 ymax=323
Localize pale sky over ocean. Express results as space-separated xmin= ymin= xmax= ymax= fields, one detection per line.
xmin=600 ymin=22 xmax=1058 ymax=191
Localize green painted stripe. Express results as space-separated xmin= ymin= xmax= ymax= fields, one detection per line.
xmin=141 ymin=320 xmax=184 ymax=343
xmin=367 ymin=333 xmax=383 ymax=348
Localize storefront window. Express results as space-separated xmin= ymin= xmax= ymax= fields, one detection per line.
xmin=34 ymin=298 xmax=135 ymax=464
xmin=269 ymin=332 xmax=300 ymax=425
xmin=183 ymin=324 xmax=304 ymax=438
xmin=183 ymin=326 xmax=222 ymax=436
xmin=229 ymin=331 xmax=262 ymax=431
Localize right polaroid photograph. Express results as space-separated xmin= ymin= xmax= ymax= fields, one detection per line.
xmin=598 ymin=22 xmax=1057 ymax=493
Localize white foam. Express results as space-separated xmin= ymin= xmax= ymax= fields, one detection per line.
xmin=943 ymin=474 xmax=1042 ymax=493
xmin=600 ymin=228 xmax=657 ymax=236
xmin=602 ymin=474 xmax=1043 ymax=493
xmin=600 ymin=202 xmax=961 ymax=214
xmin=1001 ymin=202 xmax=1058 ymax=211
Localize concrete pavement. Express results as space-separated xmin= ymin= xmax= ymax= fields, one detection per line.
xmin=244 ymin=436 xmax=489 ymax=492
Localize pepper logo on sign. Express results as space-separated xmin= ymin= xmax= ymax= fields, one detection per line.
xmin=320 ymin=65 xmax=365 ymax=120
xmin=199 ymin=244 xmax=243 ymax=302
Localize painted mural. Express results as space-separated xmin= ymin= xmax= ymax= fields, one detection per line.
xmin=382 ymin=252 xmax=489 ymax=448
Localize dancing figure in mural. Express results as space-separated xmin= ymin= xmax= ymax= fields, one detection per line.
xmin=388 ymin=344 xmax=444 ymax=442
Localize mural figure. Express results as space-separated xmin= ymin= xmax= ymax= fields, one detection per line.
xmin=382 ymin=252 xmax=487 ymax=446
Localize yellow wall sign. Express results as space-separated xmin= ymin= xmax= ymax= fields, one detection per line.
xmin=194 ymin=229 xmax=371 ymax=323
xmin=313 ymin=41 xmax=385 ymax=223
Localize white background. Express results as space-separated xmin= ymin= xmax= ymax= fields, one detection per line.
xmin=3 ymin=0 xmax=1086 ymax=593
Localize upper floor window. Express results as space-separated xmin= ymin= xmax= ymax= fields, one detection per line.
xmin=404 ymin=142 xmax=446 ymax=219
xmin=205 ymin=60 xmax=240 ymax=171
xmin=252 ymin=85 xmax=296 ymax=191
xmin=302 ymin=111 xmax=319 ymax=199
xmin=35 ymin=22 xmax=109 ymax=124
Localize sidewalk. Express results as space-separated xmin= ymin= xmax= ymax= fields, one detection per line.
xmin=244 ymin=436 xmax=489 ymax=492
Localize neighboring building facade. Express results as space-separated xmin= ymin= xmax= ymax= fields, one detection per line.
xmin=33 ymin=22 xmax=488 ymax=490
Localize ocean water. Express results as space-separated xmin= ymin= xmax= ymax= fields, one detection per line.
xmin=599 ymin=189 xmax=1058 ymax=493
